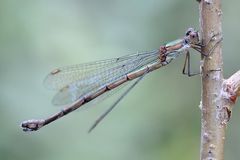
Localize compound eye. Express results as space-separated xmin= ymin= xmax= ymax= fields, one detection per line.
xmin=190 ymin=34 xmax=195 ymax=38
xmin=186 ymin=31 xmax=191 ymax=36
xmin=185 ymin=28 xmax=194 ymax=36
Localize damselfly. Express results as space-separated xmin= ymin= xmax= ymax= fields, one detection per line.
xmin=21 ymin=28 xmax=206 ymax=132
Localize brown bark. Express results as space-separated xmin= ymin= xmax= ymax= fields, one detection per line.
xmin=198 ymin=0 xmax=225 ymax=159
xmin=198 ymin=0 xmax=240 ymax=159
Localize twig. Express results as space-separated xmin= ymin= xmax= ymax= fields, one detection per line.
xmin=224 ymin=70 xmax=240 ymax=98
xmin=221 ymin=70 xmax=240 ymax=119
xmin=198 ymin=0 xmax=225 ymax=159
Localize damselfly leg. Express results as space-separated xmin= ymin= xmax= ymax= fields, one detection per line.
xmin=182 ymin=31 xmax=223 ymax=77
xmin=182 ymin=51 xmax=200 ymax=77
xmin=191 ymin=32 xmax=223 ymax=57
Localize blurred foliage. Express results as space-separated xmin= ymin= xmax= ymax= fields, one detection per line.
xmin=0 ymin=0 xmax=240 ymax=160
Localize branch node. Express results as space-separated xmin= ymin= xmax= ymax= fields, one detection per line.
xmin=222 ymin=80 xmax=238 ymax=104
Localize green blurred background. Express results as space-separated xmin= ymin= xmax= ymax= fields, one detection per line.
xmin=0 ymin=0 xmax=240 ymax=160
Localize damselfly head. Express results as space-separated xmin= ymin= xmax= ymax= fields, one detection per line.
xmin=185 ymin=28 xmax=200 ymax=45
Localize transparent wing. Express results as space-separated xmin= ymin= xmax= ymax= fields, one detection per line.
xmin=44 ymin=50 xmax=159 ymax=105
xmin=44 ymin=50 xmax=158 ymax=90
